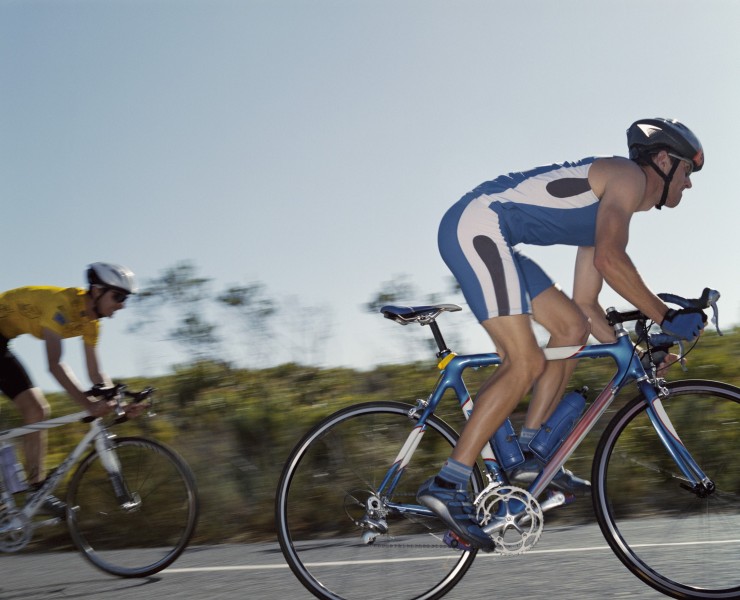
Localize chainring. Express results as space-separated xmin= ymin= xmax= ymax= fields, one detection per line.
xmin=0 ymin=504 xmax=32 ymax=553
xmin=475 ymin=485 xmax=544 ymax=555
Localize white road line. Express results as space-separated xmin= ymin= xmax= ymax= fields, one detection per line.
xmin=164 ymin=538 xmax=740 ymax=573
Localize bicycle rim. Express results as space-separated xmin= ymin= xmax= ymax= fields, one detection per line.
xmin=67 ymin=437 xmax=199 ymax=577
xmin=593 ymin=380 xmax=740 ymax=599
xmin=275 ymin=401 xmax=482 ymax=600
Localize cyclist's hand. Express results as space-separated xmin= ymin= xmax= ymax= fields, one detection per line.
xmin=641 ymin=349 xmax=683 ymax=376
xmin=83 ymin=397 xmax=115 ymax=417
xmin=660 ymin=308 xmax=707 ymax=342
xmin=123 ymin=401 xmax=149 ymax=419
xmin=656 ymin=351 xmax=683 ymax=376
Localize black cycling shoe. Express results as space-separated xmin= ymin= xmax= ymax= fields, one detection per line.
xmin=38 ymin=493 xmax=68 ymax=520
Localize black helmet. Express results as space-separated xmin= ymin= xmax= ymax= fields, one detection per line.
xmin=627 ymin=118 xmax=704 ymax=172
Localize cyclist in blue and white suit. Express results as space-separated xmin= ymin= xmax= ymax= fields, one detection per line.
xmin=439 ymin=158 xmax=600 ymax=320
xmin=418 ymin=118 xmax=708 ymax=551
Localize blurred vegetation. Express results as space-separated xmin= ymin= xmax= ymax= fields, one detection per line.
xmin=4 ymin=328 xmax=738 ymax=551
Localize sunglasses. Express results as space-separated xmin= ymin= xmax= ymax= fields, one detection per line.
xmin=667 ymin=153 xmax=694 ymax=176
xmin=109 ymin=290 xmax=130 ymax=303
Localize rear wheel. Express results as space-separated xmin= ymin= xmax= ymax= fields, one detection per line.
xmin=275 ymin=401 xmax=484 ymax=600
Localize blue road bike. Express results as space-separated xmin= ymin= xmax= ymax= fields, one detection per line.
xmin=276 ymin=289 xmax=739 ymax=600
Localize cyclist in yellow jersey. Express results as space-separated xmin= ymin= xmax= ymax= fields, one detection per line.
xmin=0 ymin=263 xmax=138 ymax=518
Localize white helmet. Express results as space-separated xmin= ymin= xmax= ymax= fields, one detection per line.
xmin=86 ymin=262 xmax=138 ymax=295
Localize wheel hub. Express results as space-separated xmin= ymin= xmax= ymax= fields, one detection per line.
xmin=345 ymin=490 xmax=389 ymax=543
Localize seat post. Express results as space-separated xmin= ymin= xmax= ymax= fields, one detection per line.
xmin=429 ymin=321 xmax=450 ymax=356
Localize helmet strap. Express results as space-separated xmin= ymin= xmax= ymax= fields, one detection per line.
xmin=647 ymin=157 xmax=680 ymax=210
xmin=90 ymin=286 xmax=105 ymax=319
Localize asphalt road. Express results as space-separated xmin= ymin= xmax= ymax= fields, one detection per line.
xmin=0 ymin=521 xmax=677 ymax=600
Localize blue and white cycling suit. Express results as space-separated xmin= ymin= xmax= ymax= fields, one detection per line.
xmin=439 ymin=157 xmax=601 ymax=322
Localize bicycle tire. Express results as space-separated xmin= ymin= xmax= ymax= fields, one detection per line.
xmin=275 ymin=401 xmax=484 ymax=600
xmin=593 ymin=379 xmax=740 ymax=599
xmin=66 ymin=436 xmax=199 ymax=577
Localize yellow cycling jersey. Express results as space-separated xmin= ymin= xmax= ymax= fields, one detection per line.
xmin=0 ymin=286 xmax=99 ymax=346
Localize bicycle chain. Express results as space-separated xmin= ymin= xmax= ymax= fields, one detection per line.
xmin=362 ymin=537 xmax=523 ymax=555
xmin=363 ymin=538 xmax=462 ymax=551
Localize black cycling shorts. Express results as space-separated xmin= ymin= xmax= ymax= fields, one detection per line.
xmin=0 ymin=337 xmax=34 ymax=400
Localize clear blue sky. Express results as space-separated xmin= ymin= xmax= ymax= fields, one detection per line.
xmin=1 ymin=0 xmax=738 ymax=392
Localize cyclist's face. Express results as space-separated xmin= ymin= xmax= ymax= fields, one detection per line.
xmin=98 ymin=288 xmax=129 ymax=317
xmin=664 ymin=155 xmax=693 ymax=208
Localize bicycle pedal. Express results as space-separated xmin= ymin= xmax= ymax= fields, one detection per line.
xmin=443 ymin=530 xmax=473 ymax=551
xmin=562 ymin=492 xmax=576 ymax=505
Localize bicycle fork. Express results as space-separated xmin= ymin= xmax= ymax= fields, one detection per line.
xmin=93 ymin=431 xmax=141 ymax=511
xmin=641 ymin=383 xmax=715 ymax=496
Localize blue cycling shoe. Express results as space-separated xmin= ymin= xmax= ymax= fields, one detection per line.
xmin=417 ymin=476 xmax=495 ymax=551
xmin=507 ymin=457 xmax=591 ymax=495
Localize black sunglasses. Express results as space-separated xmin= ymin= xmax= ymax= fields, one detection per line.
xmin=109 ymin=290 xmax=130 ymax=303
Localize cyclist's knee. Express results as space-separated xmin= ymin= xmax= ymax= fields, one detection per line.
xmin=527 ymin=350 xmax=547 ymax=380
xmin=502 ymin=348 xmax=546 ymax=384
xmin=549 ymin=311 xmax=590 ymax=345
xmin=571 ymin=313 xmax=591 ymax=344
xmin=14 ymin=388 xmax=50 ymax=423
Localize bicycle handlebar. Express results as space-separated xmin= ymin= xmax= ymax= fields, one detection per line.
xmin=607 ymin=288 xmax=722 ymax=352
xmin=657 ymin=288 xmax=720 ymax=311
xmin=88 ymin=383 xmax=155 ymax=402
xmin=85 ymin=383 xmax=155 ymax=423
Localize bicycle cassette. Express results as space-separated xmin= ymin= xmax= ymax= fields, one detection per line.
xmin=474 ymin=485 xmax=544 ymax=555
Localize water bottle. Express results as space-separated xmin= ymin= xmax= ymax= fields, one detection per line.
xmin=529 ymin=390 xmax=587 ymax=462
xmin=491 ymin=418 xmax=525 ymax=469
xmin=0 ymin=443 xmax=28 ymax=494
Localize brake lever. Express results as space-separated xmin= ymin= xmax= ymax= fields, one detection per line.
xmin=709 ymin=299 xmax=723 ymax=336
xmin=677 ymin=341 xmax=688 ymax=372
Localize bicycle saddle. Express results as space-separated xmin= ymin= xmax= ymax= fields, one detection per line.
xmin=381 ymin=303 xmax=462 ymax=325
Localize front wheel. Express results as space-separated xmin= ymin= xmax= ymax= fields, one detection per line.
xmin=593 ymin=380 xmax=740 ymax=599
xmin=67 ymin=436 xmax=199 ymax=577
xmin=275 ymin=401 xmax=484 ymax=600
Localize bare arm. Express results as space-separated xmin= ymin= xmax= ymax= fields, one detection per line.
xmin=85 ymin=343 xmax=112 ymax=387
xmin=43 ymin=329 xmax=111 ymax=416
xmin=574 ymin=245 xmax=681 ymax=373
xmin=590 ymin=159 xmax=670 ymax=323
xmin=572 ymin=246 xmax=615 ymax=343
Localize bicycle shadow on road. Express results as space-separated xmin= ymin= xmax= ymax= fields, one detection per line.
xmin=0 ymin=575 xmax=160 ymax=600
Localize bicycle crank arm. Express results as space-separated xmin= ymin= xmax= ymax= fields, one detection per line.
xmin=540 ymin=490 xmax=574 ymax=512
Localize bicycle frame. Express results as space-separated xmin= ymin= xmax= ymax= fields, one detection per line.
xmin=380 ymin=329 xmax=710 ymax=510
xmin=0 ymin=411 xmax=115 ymax=522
